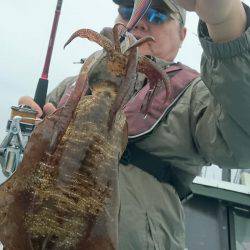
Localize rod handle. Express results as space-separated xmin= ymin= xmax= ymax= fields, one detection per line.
xmin=34 ymin=78 xmax=48 ymax=109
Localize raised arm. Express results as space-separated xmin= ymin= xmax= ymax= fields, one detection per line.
xmin=188 ymin=1 xmax=250 ymax=168
xmin=175 ymin=0 xmax=247 ymax=42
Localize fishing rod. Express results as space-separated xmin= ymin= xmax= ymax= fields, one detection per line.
xmin=34 ymin=0 xmax=63 ymax=108
xmin=0 ymin=0 xmax=64 ymax=177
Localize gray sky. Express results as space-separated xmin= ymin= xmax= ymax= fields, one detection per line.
xmin=0 ymin=0 xmax=249 ymax=183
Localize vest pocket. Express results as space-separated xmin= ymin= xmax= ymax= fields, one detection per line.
xmin=119 ymin=205 xmax=164 ymax=250
xmin=146 ymin=212 xmax=162 ymax=250
xmin=145 ymin=211 xmax=185 ymax=250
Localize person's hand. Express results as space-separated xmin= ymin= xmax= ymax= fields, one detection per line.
xmin=18 ymin=96 xmax=56 ymax=118
xmin=175 ymin=0 xmax=246 ymax=42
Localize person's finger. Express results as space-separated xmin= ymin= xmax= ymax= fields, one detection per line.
xmin=43 ymin=103 xmax=56 ymax=116
xmin=18 ymin=96 xmax=43 ymax=118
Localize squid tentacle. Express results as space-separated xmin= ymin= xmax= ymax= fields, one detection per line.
xmin=64 ymin=29 xmax=114 ymax=53
xmin=138 ymin=56 xmax=170 ymax=115
xmin=138 ymin=56 xmax=170 ymax=94
xmin=108 ymin=46 xmax=138 ymax=129
xmin=48 ymin=53 xmax=99 ymax=153
xmin=125 ymin=36 xmax=155 ymax=53
xmin=112 ymin=22 xmax=126 ymax=53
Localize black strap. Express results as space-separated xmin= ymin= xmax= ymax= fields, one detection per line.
xmin=120 ymin=144 xmax=171 ymax=183
xmin=120 ymin=144 xmax=193 ymax=200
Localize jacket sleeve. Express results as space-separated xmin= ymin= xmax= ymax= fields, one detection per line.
xmin=192 ymin=4 xmax=250 ymax=169
xmin=46 ymin=76 xmax=78 ymax=107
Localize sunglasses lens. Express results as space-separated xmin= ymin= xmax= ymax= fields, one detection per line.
xmin=118 ymin=6 xmax=170 ymax=25
xmin=147 ymin=9 xmax=168 ymax=24
xmin=118 ymin=6 xmax=133 ymax=21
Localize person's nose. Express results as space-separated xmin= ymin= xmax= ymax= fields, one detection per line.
xmin=134 ymin=17 xmax=149 ymax=32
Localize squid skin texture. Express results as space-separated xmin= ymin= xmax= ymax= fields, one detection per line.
xmin=0 ymin=24 xmax=169 ymax=250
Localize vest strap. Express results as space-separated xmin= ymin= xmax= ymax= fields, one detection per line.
xmin=120 ymin=144 xmax=193 ymax=201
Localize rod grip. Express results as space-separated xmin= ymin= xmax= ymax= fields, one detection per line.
xmin=34 ymin=78 xmax=48 ymax=109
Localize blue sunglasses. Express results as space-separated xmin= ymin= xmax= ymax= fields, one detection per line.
xmin=118 ymin=6 xmax=173 ymax=25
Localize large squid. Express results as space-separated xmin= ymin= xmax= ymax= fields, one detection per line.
xmin=0 ymin=23 xmax=169 ymax=249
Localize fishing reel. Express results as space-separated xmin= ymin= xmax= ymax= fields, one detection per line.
xmin=0 ymin=105 xmax=37 ymax=177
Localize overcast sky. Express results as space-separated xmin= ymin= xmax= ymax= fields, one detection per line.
xmin=0 ymin=0 xmax=249 ymax=183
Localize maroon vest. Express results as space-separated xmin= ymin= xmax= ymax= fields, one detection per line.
xmin=58 ymin=63 xmax=199 ymax=138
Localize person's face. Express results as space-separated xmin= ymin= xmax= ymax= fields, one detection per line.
xmin=115 ymin=6 xmax=186 ymax=62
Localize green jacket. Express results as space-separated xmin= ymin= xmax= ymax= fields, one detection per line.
xmin=47 ymin=8 xmax=250 ymax=249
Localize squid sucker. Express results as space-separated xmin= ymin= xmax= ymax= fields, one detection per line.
xmin=0 ymin=24 xmax=169 ymax=250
